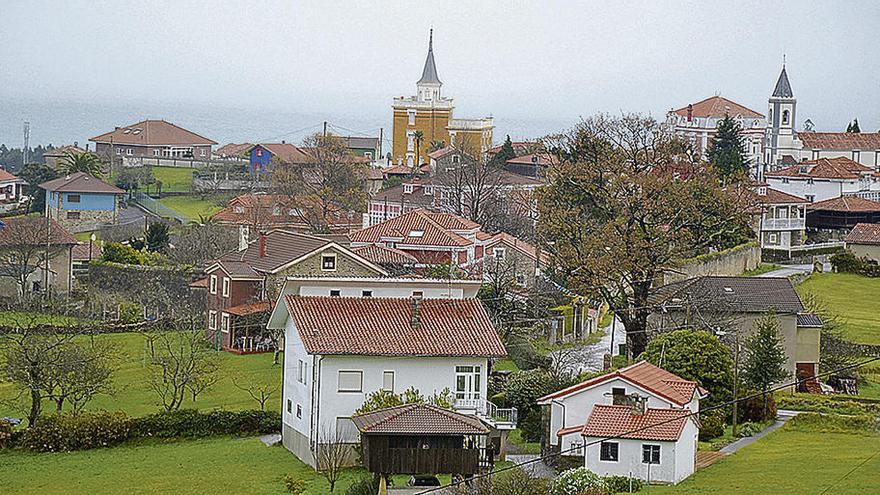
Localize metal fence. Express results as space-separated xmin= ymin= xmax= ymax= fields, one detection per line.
xmin=132 ymin=192 xmax=190 ymax=224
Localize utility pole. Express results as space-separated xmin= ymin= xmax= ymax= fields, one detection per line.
xmin=732 ymin=329 xmax=741 ymax=437
xmin=22 ymin=122 xmax=30 ymax=168
xmin=378 ymin=127 xmax=384 ymax=162
xmin=323 ymin=121 xmax=327 ymax=137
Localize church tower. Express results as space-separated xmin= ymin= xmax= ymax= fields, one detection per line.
xmin=765 ymin=64 xmax=800 ymax=167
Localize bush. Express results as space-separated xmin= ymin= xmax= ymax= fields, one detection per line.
xmin=553 ymin=467 xmax=603 ymax=495
xmin=20 ymin=411 xmax=132 ymax=452
xmin=131 ymin=409 xmax=281 ymax=438
xmin=507 ymin=333 xmax=551 ymax=371
xmin=776 ymin=394 xmax=880 ymax=416
xmin=0 ymin=419 xmax=13 ymax=449
xmin=284 ymin=474 xmax=307 ymax=494
xmin=738 ymin=392 xmax=777 ymax=423
xmin=698 ymin=409 xmax=726 ymax=441
xmin=102 ymin=242 xmax=148 ymax=265
xmin=736 ymin=421 xmax=763 ymax=437
xmin=493 ymin=467 xmax=551 ymax=495
xmin=830 ymin=251 xmax=880 ymax=277
xmin=787 ymin=412 xmax=879 ymax=433
xmin=344 ymin=474 xmax=379 ymax=495
xmin=505 ymin=369 xmax=555 ymax=442
xmin=604 ymin=475 xmax=643 ymax=493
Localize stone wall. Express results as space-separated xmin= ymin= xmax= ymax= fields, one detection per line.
xmin=663 ymin=243 xmax=760 ymax=285
xmin=50 ymin=208 xmax=118 ymax=233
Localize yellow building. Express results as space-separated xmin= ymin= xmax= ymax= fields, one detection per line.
xmin=391 ymin=30 xmax=493 ymax=166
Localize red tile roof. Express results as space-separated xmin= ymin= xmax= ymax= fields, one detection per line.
xmin=212 ymin=194 xmax=360 ymax=230
xmin=284 ymin=295 xmax=506 ymax=357
xmin=352 ymin=403 xmax=489 ymax=435
xmin=765 ymin=157 xmax=872 ymax=180
xmin=427 ymin=146 xmax=457 ymax=160
xmin=89 ymin=120 xmax=216 ymax=146
xmin=798 ymin=132 xmax=880 ymax=150
xmin=215 ymin=143 xmax=253 ymax=157
xmin=538 ymin=361 xmax=703 ymax=406
xmin=757 ymin=188 xmax=809 ymax=205
xmin=225 ymin=301 xmax=271 ymax=317
xmin=483 ymin=232 xmax=550 ymax=264
xmin=0 ymin=169 xmax=20 ymax=182
xmin=506 ymin=153 xmax=559 ymax=166
xmin=351 ymin=244 xmax=419 ymax=265
xmin=673 ymin=95 xmax=764 ymax=119
xmin=72 ymin=241 xmax=103 ymax=261
xmin=254 ymin=143 xmax=313 ymax=164
xmin=581 ymin=405 xmax=691 ymax=441
xmin=846 ymin=223 xmax=880 ymax=245
xmin=349 ymin=209 xmax=473 ymax=248
xmin=38 ymin=172 xmax=125 ymax=194
xmin=808 ymin=196 xmax=880 ymax=213
xmin=0 ymin=217 xmax=78 ymax=246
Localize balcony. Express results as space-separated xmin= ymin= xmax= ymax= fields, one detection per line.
xmin=763 ymin=217 xmax=805 ymax=231
xmin=454 ymin=398 xmax=518 ymax=430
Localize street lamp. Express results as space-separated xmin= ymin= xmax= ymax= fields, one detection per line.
xmin=89 ymin=233 xmax=97 ymax=263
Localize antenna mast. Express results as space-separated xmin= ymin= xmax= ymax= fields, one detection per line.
xmin=22 ymin=121 xmax=31 ymax=167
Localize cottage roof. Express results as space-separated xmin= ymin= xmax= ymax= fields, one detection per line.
xmin=581 ymin=405 xmax=692 ymax=442
xmin=765 ymin=157 xmax=873 ymax=180
xmin=0 ymin=217 xmax=78 ymax=246
xmin=757 ymin=188 xmax=809 ymax=205
xmin=772 ymin=66 xmax=794 ymax=98
xmin=353 ymin=403 xmax=488 ymax=435
xmin=846 ymin=222 xmax=880 ymax=245
xmin=252 ymin=143 xmax=313 ymax=165
xmin=43 ymin=145 xmax=88 ymax=158
xmin=538 ymin=361 xmax=703 ymax=406
xmin=283 ymin=295 xmax=506 ymax=357
xmin=225 ymin=301 xmax=271 ymax=317
xmin=798 ymin=132 xmax=880 ymax=151
xmin=652 ymin=276 xmax=806 ymax=314
xmin=483 ymin=232 xmax=550 ymax=264
xmin=506 ymin=153 xmax=559 ymax=167
xmin=673 ymin=95 xmax=764 ymax=119
xmin=72 ymin=241 xmax=103 ymax=261
xmin=215 ymin=143 xmax=254 ymax=157
xmin=350 ymin=244 xmax=419 ymax=265
xmin=38 ymin=172 xmax=124 ymax=194
xmin=0 ymin=169 xmax=21 ymax=183
xmin=212 ymin=194 xmax=359 ymax=229
xmin=807 ymin=196 xmax=880 ymax=213
xmin=89 ymin=120 xmax=216 ymax=146
xmin=796 ymin=313 xmax=824 ymax=328
xmin=350 ymin=209 xmax=474 ymax=248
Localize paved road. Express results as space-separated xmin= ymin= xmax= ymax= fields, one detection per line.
xmin=551 ymin=317 xmax=625 ymax=376
xmin=718 ymin=409 xmax=799 ymax=454
xmin=505 ymin=454 xmax=556 ymax=478
xmin=758 ymin=264 xmax=813 ymax=278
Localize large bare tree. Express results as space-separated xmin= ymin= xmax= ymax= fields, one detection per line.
xmin=145 ymin=328 xmax=219 ymax=411
xmin=0 ymin=217 xmax=74 ymax=299
xmin=434 ymin=144 xmax=504 ymax=225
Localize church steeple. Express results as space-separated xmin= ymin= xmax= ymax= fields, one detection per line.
xmin=772 ymin=64 xmax=794 ymax=98
xmin=417 ymin=29 xmax=442 ymax=88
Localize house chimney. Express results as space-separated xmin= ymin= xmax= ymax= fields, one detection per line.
xmin=258 ymin=233 xmax=267 ymax=258
xmin=281 ymin=139 xmax=286 ymax=144
xmin=629 ymin=395 xmax=647 ymax=416
xmin=686 ymin=104 xmax=693 ymax=123
xmin=238 ymin=225 xmax=250 ymax=252
xmin=410 ymin=294 xmax=423 ymax=329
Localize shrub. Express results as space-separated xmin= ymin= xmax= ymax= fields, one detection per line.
xmin=492 ymin=467 xmax=551 ymax=495
xmin=604 ymin=475 xmax=643 ymax=493
xmin=131 ymin=409 xmax=281 ymax=438
xmin=830 ymin=251 xmax=880 ymax=277
xmin=552 ymin=467 xmax=603 ymax=495
xmin=102 ymin=242 xmax=147 ymax=265
xmin=776 ymin=394 xmax=880 ymax=416
xmin=505 ymin=369 xmax=555 ymax=442
xmin=787 ymin=412 xmax=879 ymax=433
xmin=507 ymin=333 xmax=551 ymax=371
xmin=20 ymin=411 xmax=132 ymax=452
xmin=738 ymin=392 xmax=777 ymax=423
xmin=0 ymin=419 xmax=12 ymax=449
xmin=284 ymin=474 xmax=307 ymax=494
xmin=698 ymin=409 xmax=726 ymax=441
xmin=736 ymin=421 xmax=763 ymax=437
xmin=344 ymin=474 xmax=379 ymax=495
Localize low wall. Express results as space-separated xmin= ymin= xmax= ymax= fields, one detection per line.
xmin=663 ymin=243 xmax=760 ymax=284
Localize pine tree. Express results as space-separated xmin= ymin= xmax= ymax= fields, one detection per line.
xmin=707 ymin=114 xmax=747 ymax=181
xmin=742 ymin=310 xmax=790 ymax=416
xmin=851 ymin=118 xmax=861 ymax=133
xmin=491 ymin=135 xmax=517 ymax=165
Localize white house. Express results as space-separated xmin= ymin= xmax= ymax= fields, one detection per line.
xmin=266 ymin=277 xmax=515 ymax=468
xmin=537 ymin=361 xmax=706 ymax=485
xmin=765 ymin=157 xmax=880 ymax=204
xmin=749 ymin=183 xmax=809 ymax=251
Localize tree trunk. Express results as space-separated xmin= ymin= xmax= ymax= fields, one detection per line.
xmin=56 ymin=397 xmax=64 ymax=412
xmin=273 ymin=348 xmax=280 ymax=366
xmin=28 ymin=388 xmax=42 ymax=428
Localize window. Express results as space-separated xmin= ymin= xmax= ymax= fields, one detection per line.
xmin=221 ymin=313 xmax=230 ymax=333
xmin=769 ymin=233 xmax=778 ymax=244
xmin=116 ymin=148 xmax=122 ymax=155
xmin=297 ymin=359 xmax=306 ymax=384
xmin=612 ymin=387 xmax=627 ymax=405
xmin=571 ymin=441 xmax=584 ymax=456
xmin=407 ymin=132 xmax=415 ymax=152
xmin=67 ymin=194 xmax=81 ymax=203
xmin=337 ymin=371 xmax=363 ymax=392
xmin=296 ymin=405 xmax=302 ymax=419
xmin=208 ymin=310 xmax=217 ymax=330
xmin=209 ymin=274 xmax=218 ymax=294
xmin=642 ymin=444 xmax=661 ymax=464
xmin=335 ymin=417 xmax=359 ymax=443
xmin=412 ymin=291 xmax=423 ymax=298
xmin=852 ymin=151 xmax=861 ymax=162
xmin=403 ymin=184 xmax=413 ymax=194
xmin=66 ymin=211 xmax=81 ymax=220
xmin=407 ymin=110 xmax=416 ymax=125
xmin=321 ymin=253 xmax=337 ymax=271
xmin=127 ymin=148 xmax=133 ymax=156
xmin=782 ymin=178 xmax=789 ymax=184
xmin=200 ymin=149 xmax=206 ymax=157
xmin=806 ymin=178 xmax=814 ymax=185
xmin=153 ymin=149 xmax=160 ymax=157
xmin=600 ymin=441 xmax=619 ymax=462
xmin=364 ymin=152 xmax=372 ymax=160
xmin=516 ymin=274 xmax=526 ymax=286
xmin=233 ymin=206 xmax=244 ymax=214
xmin=806 ymin=194 xmax=815 ymax=203
xmin=782 ymin=110 xmax=790 ymax=125
xmin=493 ymin=247 xmax=506 ymax=260
xmin=330 ymin=290 xmax=341 ymax=297
xmin=455 ymin=365 xmax=481 ymax=401
xmin=222 ymin=277 xmax=230 ymax=297
xmin=424 ymin=185 xmax=433 ymax=195
xmin=286 ymin=399 xmax=292 ymax=414
xmin=362 ymin=290 xmax=373 ymax=298
xmin=256 ymin=148 xmax=263 ymax=157
xmin=409 ymin=229 xmax=425 ymax=238
xmin=382 ymin=371 xmax=395 ymax=392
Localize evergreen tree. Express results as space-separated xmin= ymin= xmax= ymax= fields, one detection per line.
xmin=848 ymin=118 xmax=861 ymax=133
xmin=492 ymin=135 xmax=517 ymax=165
xmin=742 ymin=310 xmax=790 ymax=416
xmin=18 ymin=162 xmax=58 ymax=213
xmin=707 ymin=114 xmax=748 ymax=181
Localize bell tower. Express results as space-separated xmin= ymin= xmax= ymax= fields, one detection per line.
xmin=766 ymin=63 xmax=798 ymax=167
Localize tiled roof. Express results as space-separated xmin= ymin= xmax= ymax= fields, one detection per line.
xmin=0 ymin=217 xmax=77 ymax=246
xmin=383 ymin=163 xmax=430 ymax=176
xmin=652 ymin=276 xmax=806 ymax=314
xmin=225 ymin=301 xmax=271 ymax=317
xmin=254 ymin=143 xmax=313 ymax=164
xmin=765 ymin=157 xmax=873 ymax=180
xmin=581 ymin=405 xmax=691 ymax=442
xmin=0 ymin=169 xmax=20 ymax=182
xmin=350 ymin=209 xmax=473 ymax=247
xmin=284 ymin=295 xmax=506 ymax=357
xmin=39 ymin=172 xmax=124 ymax=194
xmin=506 ymin=153 xmax=559 ymax=166
xmin=212 ymin=194 xmax=359 ymax=229
xmin=808 ymin=196 xmax=880 ymax=213
xmin=756 ymin=188 xmax=809 ymax=205
xmin=796 ymin=313 xmax=824 ymax=328
xmin=427 ymin=146 xmax=457 ymax=160
xmin=72 ymin=241 xmax=103 ymax=261
xmin=89 ymin=120 xmax=216 ymax=146
xmin=215 ymin=143 xmax=253 ymax=157
xmin=43 ymin=145 xmax=87 ymax=158
xmin=218 ymin=230 xmax=332 ymax=274
xmin=425 ymin=211 xmax=480 ymax=231
xmin=484 ymin=232 xmax=550 ymax=263
xmin=539 ymin=361 xmax=703 ymax=406
xmin=352 ymin=404 xmax=488 ymax=435
xmin=846 ymin=223 xmax=880 ymax=245
xmin=370 ymin=183 xmax=435 ymax=207
xmin=213 ymin=260 xmax=262 ymax=279
xmin=673 ymin=95 xmax=764 ymax=119
xmin=798 ymin=132 xmax=880 ymax=150
xmin=351 ymin=244 xmax=419 ymax=265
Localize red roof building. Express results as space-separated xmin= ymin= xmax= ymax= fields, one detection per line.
xmin=212 ymin=194 xmax=362 ymax=234
xmin=89 ymin=119 xmax=216 ymax=160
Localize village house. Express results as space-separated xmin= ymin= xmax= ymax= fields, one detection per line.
xmin=764 ymin=157 xmax=880 ymax=204
xmin=649 ymin=276 xmax=822 ymax=389
xmin=89 ymin=119 xmax=216 ymax=160
xmin=266 ymin=276 xmax=515 ymax=469
xmin=845 ymin=223 xmax=880 ymax=263
xmin=0 ymin=169 xmax=27 ymax=211
xmin=745 ymin=182 xmax=809 ymax=251
xmin=203 ymin=230 xmax=387 ymax=353
xmin=38 ymin=172 xmax=124 ymax=232
xmin=538 ymin=361 xmax=705 ymax=485
xmin=481 ymin=231 xmax=549 ymax=288
xmin=0 ymin=217 xmax=77 ymax=297
xmin=212 ymin=194 xmax=363 ymax=235
xmin=504 ymin=153 xmax=559 ymax=178
xmin=806 ymin=196 xmax=880 ymax=239
xmin=42 ymin=144 xmax=88 ymax=170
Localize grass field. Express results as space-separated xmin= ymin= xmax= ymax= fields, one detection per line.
xmin=149 ymin=166 xmax=195 ymax=193
xmin=0 ymin=332 xmax=280 ymax=419
xmin=647 ymin=416 xmax=880 ymax=494
xmin=797 ymin=272 xmax=880 ymax=345
xmin=158 ymin=195 xmax=225 ymax=220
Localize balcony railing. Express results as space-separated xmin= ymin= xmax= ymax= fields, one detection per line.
xmin=763 ymin=217 xmax=806 ymax=230
xmin=454 ymin=398 xmax=518 ymax=427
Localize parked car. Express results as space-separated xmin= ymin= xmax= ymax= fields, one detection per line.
xmin=408 ymin=475 xmax=441 ymax=487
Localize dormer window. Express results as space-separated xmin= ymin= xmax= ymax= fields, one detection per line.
xmin=409 ymin=230 xmax=425 ymax=238
xmin=233 ymin=206 xmax=244 ymax=214
xmin=403 ymin=184 xmax=413 ymax=194
xmin=424 ymin=185 xmax=433 ymax=195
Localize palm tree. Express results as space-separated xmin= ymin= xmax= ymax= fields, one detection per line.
xmin=428 ymin=139 xmax=446 ymax=153
xmin=60 ymin=151 xmax=104 ymax=178
xmin=412 ymin=130 xmax=424 ymax=176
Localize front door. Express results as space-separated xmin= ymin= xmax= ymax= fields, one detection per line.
xmin=455 ymin=366 xmax=482 ymax=405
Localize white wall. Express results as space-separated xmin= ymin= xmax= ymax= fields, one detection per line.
xmin=765 ymin=177 xmax=847 ymax=203
xmin=282 ymin=315 xmax=314 ymax=445
xmin=583 ymin=436 xmax=689 ymax=484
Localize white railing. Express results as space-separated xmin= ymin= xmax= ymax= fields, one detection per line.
xmin=454 ymin=398 xmax=518 ymax=426
xmin=763 ymin=217 xmax=806 ymax=230
xmin=789 ymin=241 xmax=845 ymax=252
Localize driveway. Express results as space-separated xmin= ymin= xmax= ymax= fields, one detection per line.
xmin=758 ymin=264 xmax=812 ymax=278
xmin=551 ymin=317 xmax=625 ymax=376
xmin=718 ymin=409 xmax=800 ymax=454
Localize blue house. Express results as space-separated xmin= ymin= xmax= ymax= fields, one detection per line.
xmin=39 ymin=172 xmax=125 ymax=232
xmin=248 ymin=143 xmax=312 ymax=174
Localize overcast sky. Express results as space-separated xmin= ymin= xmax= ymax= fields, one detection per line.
xmin=2 ymin=0 xmax=879 ymax=140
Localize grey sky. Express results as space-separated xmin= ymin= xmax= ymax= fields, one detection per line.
xmin=2 ymin=0 xmax=879 ymax=139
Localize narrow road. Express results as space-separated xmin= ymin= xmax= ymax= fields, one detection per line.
xmin=758 ymin=264 xmax=813 ymax=278
xmin=551 ymin=317 xmax=625 ymax=376
xmin=718 ymin=409 xmax=800 ymax=454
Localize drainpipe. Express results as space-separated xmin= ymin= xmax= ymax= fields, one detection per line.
xmin=551 ymin=398 xmax=567 ymax=452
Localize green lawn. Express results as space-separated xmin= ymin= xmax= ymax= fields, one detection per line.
xmin=149 ymin=166 xmax=195 ymax=193
xmin=648 ymin=417 xmax=880 ymax=495
xmin=742 ymin=263 xmax=782 ymax=276
xmin=0 ymin=332 xmax=280 ymax=419
xmin=797 ymin=272 xmax=880 ymax=345
xmin=158 ymin=195 xmax=225 ymax=221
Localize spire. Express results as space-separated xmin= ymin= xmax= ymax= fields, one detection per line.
xmin=772 ymin=65 xmax=793 ymax=98
xmin=417 ymin=29 xmax=441 ymax=85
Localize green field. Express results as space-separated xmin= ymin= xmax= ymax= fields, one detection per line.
xmin=158 ymin=195 xmax=225 ymax=221
xmin=647 ymin=416 xmax=880 ymax=494
xmin=798 ymin=272 xmax=880 ymax=345
xmin=0 ymin=332 xmax=280 ymax=419
xmin=150 ymin=166 xmax=195 ymax=193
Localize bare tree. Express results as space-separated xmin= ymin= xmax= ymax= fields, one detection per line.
xmin=168 ymin=222 xmax=238 ymax=266
xmin=47 ymin=339 xmax=117 ymax=413
xmin=146 ymin=329 xmax=219 ymax=411
xmin=0 ymin=217 xmax=73 ymax=299
xmin=316 ymin=425 xmax=354 ymax=492
xmin=434 ymin=144 xmax=504 ymax=225
xmin=232 ymin=373 xmax=279 ymax=410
